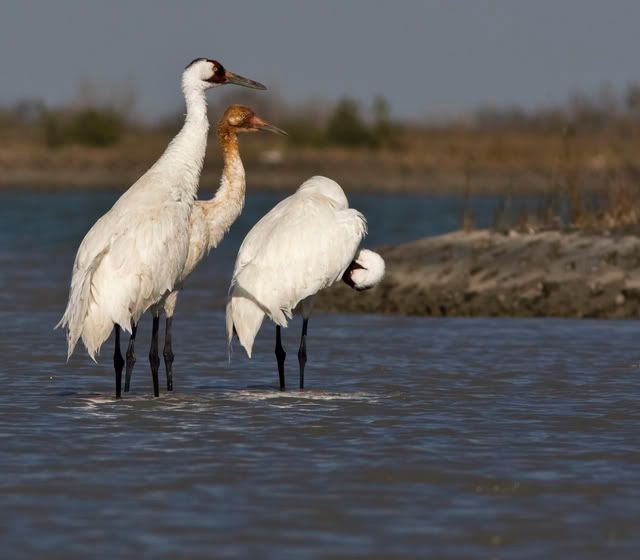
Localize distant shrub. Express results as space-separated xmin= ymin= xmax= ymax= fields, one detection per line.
xmin=326 ymin=97 xmax=374 ymax=148
xmin=71 ymin=109 xmax=124 ymax=147
xmin=41 ymin=107 xmax=124 ymax=148
xmin=371 ymin=95 xmax=400 ymax=148
xmin=282 ymin=116 xmax=326 ymax=148
xmin=42 ymin=113 xmax=67 ymax=148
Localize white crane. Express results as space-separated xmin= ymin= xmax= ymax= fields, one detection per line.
xmin=57 ymin=59 xmax=266 ymax=398
xmin=122 ymin=105 xmax=286 ymax=395
xmin=226 ymin=176 xmax=385 ymax=390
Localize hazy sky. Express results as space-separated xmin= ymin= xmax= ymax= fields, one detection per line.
xmin=1 ymin=0 xmax=640 ymax=119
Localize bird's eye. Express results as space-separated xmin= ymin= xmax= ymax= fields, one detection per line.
xmin=204 ymin=60 xmax=226 ymax=83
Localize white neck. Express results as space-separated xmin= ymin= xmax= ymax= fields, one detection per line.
xmin=151 ymin=81 xmax=210 ymax=199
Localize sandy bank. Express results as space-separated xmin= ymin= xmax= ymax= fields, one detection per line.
xmin=315 ymin=230 xmax=640 ymax=319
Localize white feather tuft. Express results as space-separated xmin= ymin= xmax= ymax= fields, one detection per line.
xmin=349 ymin=249 xmax=385 ymax=291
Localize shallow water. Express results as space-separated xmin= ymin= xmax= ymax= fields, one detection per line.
xmin=1 ymin=191 xmax=640 ymax=558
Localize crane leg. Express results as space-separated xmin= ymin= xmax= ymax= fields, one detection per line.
xmin=275 ymin=326 xmax=286 ymax=391
xmin=297 ymin=319 xmax=308 ymax=390
xmin=163 ymin=317 xmax=175 ymax=391
xmin=113 ymin=325 xmax=124 ymax=399
xmin=124 ymin=321 xmax=138 ymax=392
xmin=149 ymin=316 xmax=160 ymax=397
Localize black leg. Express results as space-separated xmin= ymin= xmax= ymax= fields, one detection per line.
xmin=149 ymin=316 xmax=160 ymax=397
xmin=298 ymin=319 xmax=308 ymax=390
xmin=114 ymin=325 xmax=124 ymax=399
xmin=124 ymin=321 xmax=138 ymax=392
xmin=163 ymin=317 xmax=175 ymax=391
xmin=275 ymin=326 xmax=286 ymax=391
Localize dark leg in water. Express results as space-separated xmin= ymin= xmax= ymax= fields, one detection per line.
xmin=163 ymin=317 xmax=175 ymax=391
xmin=298 ymin=318 xmax=308 ymax=390
xmin=149 ymin=316 xmax=160 ymax=397
xmin=124 ymin=321 xmax=138 ymax=392
xmin=114 ymin=324 xmax=124 ymax=399
xmin=275 ymin=326 xmax=286 ymax=391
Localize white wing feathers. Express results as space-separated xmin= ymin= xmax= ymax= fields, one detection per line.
xmin=58 ymin=180 xmax=193 ymax=361
xmin=227 ymin=188 xmax=367 ymax=356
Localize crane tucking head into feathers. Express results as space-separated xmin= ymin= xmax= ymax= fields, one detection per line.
xmin=183 ymin=58 xmax=266 ymax=91
xmin=342 ymin=249 xmax=386 ymax=291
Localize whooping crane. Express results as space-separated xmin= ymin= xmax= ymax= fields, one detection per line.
xmin=57 ymin=59 xmax=266 ymax=398
xmin=123 ymin=105 xmax=286 ymax=396
xmin=226 ymin=176 xmax=385 ymax=390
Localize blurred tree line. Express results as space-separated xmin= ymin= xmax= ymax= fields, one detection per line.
xmin=3 ymin=81 xmax=640 ymax=150
xmin=285 ymin=95 xmax=396 ymax=148
xmin=0 ymin=80 xmax=135 ymax=148
xmin=471 ymin=83 xmax=640 ymax=131
xmin=0 ymin=82 xmax=399 ymax=150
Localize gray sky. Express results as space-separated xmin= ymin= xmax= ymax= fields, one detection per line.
xmin=1 ymin=0 xmax=640 ymax=119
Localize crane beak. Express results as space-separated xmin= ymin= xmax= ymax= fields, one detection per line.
xmin=249 ymin=115 xmax=288 ymax=135
xmin=224 ymin=71 xmax=267 ymax=90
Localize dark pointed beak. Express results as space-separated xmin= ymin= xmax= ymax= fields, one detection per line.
xmin=224 ymin=70 xmax=267 ymax=90
xmin=250 ymin=115 xmax=288 ymax=135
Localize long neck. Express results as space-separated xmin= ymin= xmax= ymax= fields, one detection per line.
xmin=153 ymin=83 xmax=209 ymax=199
xmin=199 ymin=122 xmax=246 ymax=249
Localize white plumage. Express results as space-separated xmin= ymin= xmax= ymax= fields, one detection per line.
xmin=342 ymin=249 xmax=386 ymax=291
xmin=160 ymin=123 xmax=254 ymax=318
xmin=57 ymin=59 xmax=266 ymax=397
xmin=59 ymin=169 xmax=196 ymax=361
xmin=121 ymin=106 xmax=286 ymax=395
xmin=226 ymin=176 xmax=385 ymax=387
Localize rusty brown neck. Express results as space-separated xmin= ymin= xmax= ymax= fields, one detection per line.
xmin=217 ymin=121 xmax=240 ymax=168
xmin=197 ymin=120 xmax=246 ymax=249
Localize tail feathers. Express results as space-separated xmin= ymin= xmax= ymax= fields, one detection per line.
xmin=271 ymin=306 xmax=290 ymax=328
xmin=57 ymin=249 xmax=108 ymax=360
xmin=57 ymin=247 xmax=134 ymax=362
xmin=79 ymin=302 xmax=115 ymax=362
xmin=226 ymin=294 xmax=267 ymax=358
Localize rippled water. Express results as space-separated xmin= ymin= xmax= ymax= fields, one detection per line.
xmin=1 ymin=191 xmax=640 ymax=558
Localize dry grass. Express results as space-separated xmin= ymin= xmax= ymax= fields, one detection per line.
xmin=2 ymin=123 xmax=640 ymax=192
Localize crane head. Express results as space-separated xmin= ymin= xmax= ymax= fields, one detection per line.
xmin=183 ymin=59 xmax=266 ymax=91
xmin=221 ymin=105 xmax=287 ymax=135
xmin=342 ymin=250 xmax=386 ymax=291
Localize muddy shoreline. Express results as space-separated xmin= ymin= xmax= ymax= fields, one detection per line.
xmin=315 ymin=230 xmax=640 ymax=319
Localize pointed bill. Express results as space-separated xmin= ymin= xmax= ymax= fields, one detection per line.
xmin=249 ymin=115 xmax=287 ymax=135
xmin=224 ymin=71 xmax=267 ymax=90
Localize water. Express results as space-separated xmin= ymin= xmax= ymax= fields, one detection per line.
xmin=1 ymin=190 xmax=639 ymax=558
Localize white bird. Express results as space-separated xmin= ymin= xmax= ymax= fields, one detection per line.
xmin=226 ymin=176 xmax=386 ymax=390
xmin=57 ymin=58 xmax=266 ymax=398
xmin=122 ymin=105 xmax=286 ymax=395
